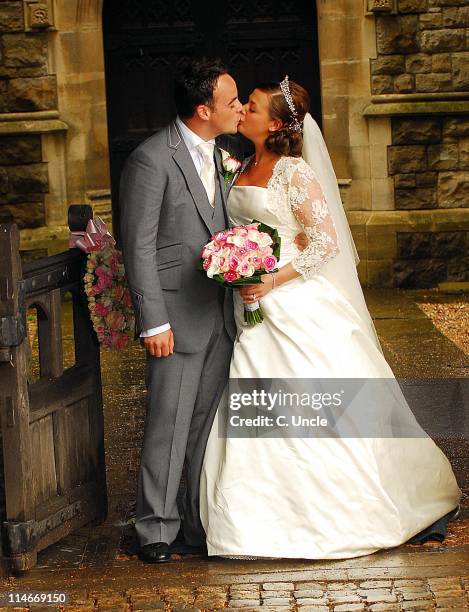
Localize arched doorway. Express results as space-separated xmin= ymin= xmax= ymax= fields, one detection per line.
xmin=102 ymin=0 xmax=322 ymax=237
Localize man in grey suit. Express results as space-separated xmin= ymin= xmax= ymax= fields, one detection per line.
xmin=119 ymin=58 xmax=243 ymax=563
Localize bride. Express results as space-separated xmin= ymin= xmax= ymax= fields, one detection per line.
xmin=198 ymin=76 xmax=461 ymax=559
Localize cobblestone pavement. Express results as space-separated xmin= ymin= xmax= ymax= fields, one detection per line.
xmin=0 ymin=289 xmax=467 ymax=611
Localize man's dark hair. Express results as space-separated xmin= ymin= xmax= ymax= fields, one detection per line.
xmin=174 ymin=57 xmax=228 ymax=119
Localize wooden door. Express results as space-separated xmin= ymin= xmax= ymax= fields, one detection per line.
xmin=102 ymin=0 xmax=321 ymax=240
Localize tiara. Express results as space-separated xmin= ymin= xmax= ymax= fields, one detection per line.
xmin=279 ymin=75 xmax=302 ymax=132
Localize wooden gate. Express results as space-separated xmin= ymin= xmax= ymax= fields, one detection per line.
xmin=0 ymin=211 xmax=107 ymax=573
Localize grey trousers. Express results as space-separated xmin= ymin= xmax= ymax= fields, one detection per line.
xmin=135 ymin=303 xmax=233 ymax=546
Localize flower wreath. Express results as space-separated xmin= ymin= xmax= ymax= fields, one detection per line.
xmin=69 ymin=216 xmax=134 ymax=350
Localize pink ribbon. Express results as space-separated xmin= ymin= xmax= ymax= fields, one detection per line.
xmin=69 ymin=216 xmax=116 ymax=253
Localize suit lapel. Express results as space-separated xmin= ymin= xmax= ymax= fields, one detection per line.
xmin=169 ymin=121 xmax=217 ymax=235
xmin=214 ymin=147 xmax=230 ymax=226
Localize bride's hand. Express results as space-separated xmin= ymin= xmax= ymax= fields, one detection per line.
xmin=240 ymin=275 xmax=274 ymax=303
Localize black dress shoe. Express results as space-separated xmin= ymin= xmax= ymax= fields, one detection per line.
xmin=138 ymin=541 xmax=171 ymax=563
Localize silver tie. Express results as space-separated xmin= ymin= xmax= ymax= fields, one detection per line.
xmin=197 ymin=141 xmax=216 ymax=207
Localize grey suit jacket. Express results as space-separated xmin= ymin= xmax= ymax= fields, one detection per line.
xmin=119 ymin=121 xmax=236 ymax=354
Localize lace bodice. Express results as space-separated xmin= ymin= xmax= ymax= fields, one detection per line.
xmin=230 ymin=156 xmax=339 ymax=280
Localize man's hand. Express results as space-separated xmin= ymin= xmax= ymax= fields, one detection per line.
xmin=144 ymin=329 xmax=174 ymax=358
xmin=294 ymin=231 xmax=309 ymax=251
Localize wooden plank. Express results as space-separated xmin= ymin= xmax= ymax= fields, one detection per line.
xmin=39 ymin=415 xmax=57 ymax=502
xmin=36 ymin=289 xmax=63 ymax=379
xmin=22 ymin=249 xmax=84 ymax=296
xmin=34 ymin=494 xmax=68 ymax=523
xmin=54 ymin=404 xmax=73 ymax=495
xmin=54 ymin=399 xmax=94 ymax=493
xmin=67 ymin=402 xmax=81 ymax=488
xmin=33 ymin=479 xmax=101 ymax=523
xmin=28 ymin=363 xmax=94 ymax=422
xmin=76 ymin=399 xmax=92 ymax=485
xmin=0 ymin=224 xmax=35 ymax=523
xmin=29 ymin=419 xmax=40 ymax=508
xmin=30 ymin=415 xmax=57 ymax=507
xmin=72 ymin=286 xmax=99 ymax=366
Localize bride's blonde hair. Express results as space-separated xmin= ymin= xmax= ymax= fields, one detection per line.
xmin=256 ymin=80 xmax=310 ymax=157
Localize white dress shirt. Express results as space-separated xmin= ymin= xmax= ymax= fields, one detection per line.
xmin=140 ymin=117 xmax=216 ymax=338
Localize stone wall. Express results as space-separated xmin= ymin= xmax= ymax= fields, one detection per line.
xmin=0 ymin=3 xmax=60 ymax=230
xmin=389 ymin=116 xmax=468 ymax=210
xmin=367 ymin=0 xmax=469 ymax=287
xmin=0 ymin=135 xmax=48 ymax=228
xmin=372 ymin=1 xmax=469 ymax=95
xmin=395 ymin=228 xmax=468 ymax=286
xmin=0 ymin=1 xmax=109 ymax=256
xmin=390 ymin=116 xmax=468 ymax=286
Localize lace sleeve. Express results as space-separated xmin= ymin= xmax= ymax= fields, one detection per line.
xmin=288 ymin=160 xmax=339 ymax=280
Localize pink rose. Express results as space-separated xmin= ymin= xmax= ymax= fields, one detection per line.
xmin=245 ymin=240 xmax=258 ymax=251
xmin=263 ymin=255 xmax=277 ymax=272
xmin=95 ymin=302 xmax=110 ymax=317
xmin=203 ymin=256 xmax=212 ymax=271
xmin=223 ymin=270 xmax=239 ymax=282
xmin=97 ymin=275 xmax=113 ymax=291
xmin=240 ymin=262 xmax=255 ymax=276
xmin=250 ymin=256 xmax=262 ymax=268
xmin=95 ymin=266 xmax=110 ymax=278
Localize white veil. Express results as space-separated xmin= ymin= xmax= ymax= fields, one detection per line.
xmin=302 ymin=113 xmax=359 ymax=267
xmin=301 ymin=113 xmax=384 ymax=354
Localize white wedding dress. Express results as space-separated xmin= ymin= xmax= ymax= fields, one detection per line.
xmin=199 ymin=155 xmax=461 ymax=559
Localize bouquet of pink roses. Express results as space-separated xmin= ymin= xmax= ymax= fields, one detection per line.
xmin=199 ymin=221 xmax=281 ymax=325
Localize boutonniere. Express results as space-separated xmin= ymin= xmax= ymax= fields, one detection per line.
xmin=220 ymin=149 xmax=242 ymax=189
